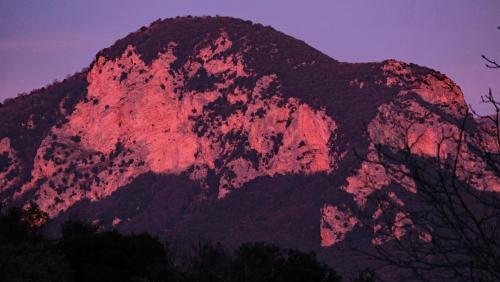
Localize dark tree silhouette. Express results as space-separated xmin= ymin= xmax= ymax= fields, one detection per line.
xmin=0 ymin=204 xmax=73 ymax=282
xmin=179 ymin=241 xmax=232 ymax=282
xmin=232 ymin=242 xmax=341 ymax=282
xmin=59 ymin=219 xmax=175 ymax=282
xmin=0 ymin=207 xmax=343 ymax=282
xmin=179 ymin=241 xmax=342 ymax=282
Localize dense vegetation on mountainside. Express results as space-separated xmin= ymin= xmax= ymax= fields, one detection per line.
xmin=0 ymin=73 xmax=88 ymax=196
xmin=0 ymin=204 xmax=357 ymax=282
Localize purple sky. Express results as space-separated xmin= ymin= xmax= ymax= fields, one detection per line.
xmin=1 ymin=0 xmax=499 ymax=113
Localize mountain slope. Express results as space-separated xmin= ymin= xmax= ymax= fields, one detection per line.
xmin=1 ymin=16 xmax=496 ymax=277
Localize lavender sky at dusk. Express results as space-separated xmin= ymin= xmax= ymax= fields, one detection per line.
xmin=1 ymin=0 xmax=499 ymax=114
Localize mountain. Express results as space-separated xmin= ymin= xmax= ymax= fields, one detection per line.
xmin=1 ymin=16 xmax=497 ymax=278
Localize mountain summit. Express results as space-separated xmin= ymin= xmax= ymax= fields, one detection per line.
xmin=0 ymin=16 xmax=496 ymax=277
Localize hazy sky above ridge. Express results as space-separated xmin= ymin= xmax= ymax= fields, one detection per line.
xmin=1 ymin=0 xmax=499 ymax=113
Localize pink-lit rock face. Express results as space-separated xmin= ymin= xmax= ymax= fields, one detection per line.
xmin=320 ymin=204 xmax=358 ymax=247
xmin=15 ymin=33 xmax=339 ymax=217
xmin=382 ymin=60 xmax=414 ymax=87
xmin=382 ymin=60 xmax=466 ymax=117
xmin=342 ymin=146 xmax=390 ymax=206
xmin=112 ymin=217 xmax=122 ymax=226
xmin=342 ymin=67 xmax=495 ymax=203
xmin=392 ymin=211 xmax=413 ymax=240
xmin=370 ymin=194 xmax=416 ymax=245
xmin=0 ymin=138 xmax=20 ymax=194
xmin=323 ymin=61 xmax=500 ymax=246
xmin=369 ymin=98 xmax=500 ymax=193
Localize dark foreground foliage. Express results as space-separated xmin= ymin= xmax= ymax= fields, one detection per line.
xmin=0 ymin=204 xmax=344 ymax=282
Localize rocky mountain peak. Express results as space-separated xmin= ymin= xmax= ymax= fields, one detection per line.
xmin=1 ymin=16 xmax=492 ymax=277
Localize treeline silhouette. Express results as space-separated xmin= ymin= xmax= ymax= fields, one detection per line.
xmin=0 ymin=204 xmax=349 ymax=282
